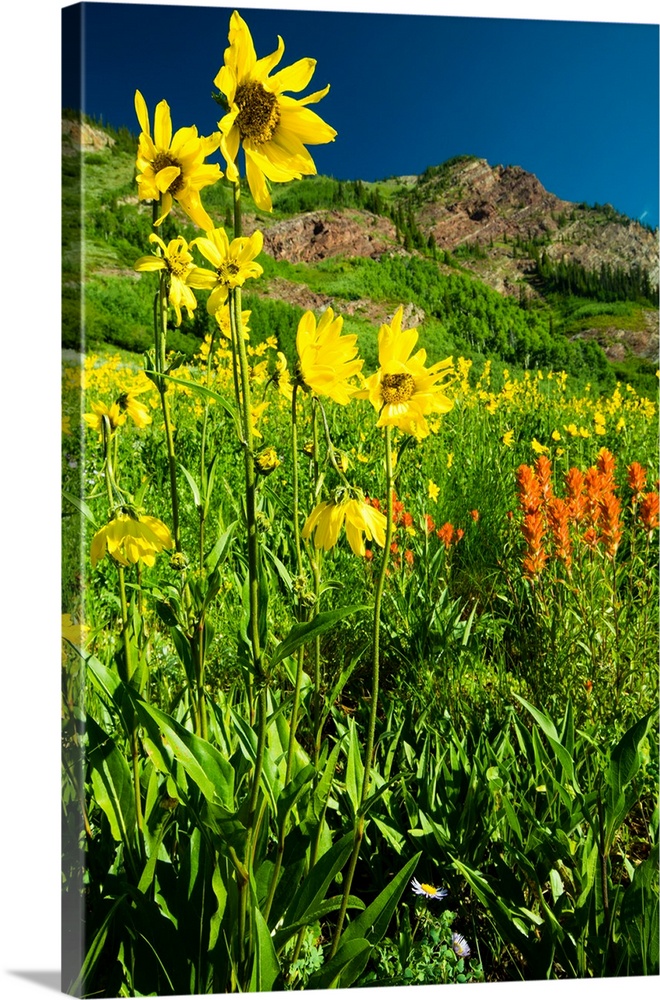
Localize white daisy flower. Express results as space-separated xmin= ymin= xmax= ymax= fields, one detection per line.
xmin=410 ymin=876 xmax=448 ymax=900
xmin=451 ymin=932 xmax=471 ymax=958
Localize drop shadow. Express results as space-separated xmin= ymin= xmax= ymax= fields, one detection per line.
xmin=8 ymin=971 xmax=61 ymax=993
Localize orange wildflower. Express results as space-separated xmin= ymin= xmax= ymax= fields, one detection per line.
xmin=517 ymin=464 xmax=542 ymax=515
xmin=639 ymin=492 xmax=659 ymax=532
xmin=627 ymin=462 xmax=647 ymax=502
xmin=437 ymin=522 xmax=454 ymax=549
xmin=405 ymin=548 xmax=414 ymax=566
xmin=565 ymin=467 xmax=586 ymax=523
xmin=534 ymin=455 xmax=554 ymax=509
xmin=521 ymin=511 xmax=548 ymax=577
xmin=596 ymin=447 xmax=616 ymax=492
xmin=584 ymin=466 xmax=607 ymax=529
xmin=424 ymin=514 xmax=436 ymax=533
xmin=547 ymin=497 xmax=572 ymax=568
xmin=599 ymin=492 xmax=622 ymax=557
xmin=583 ymin=525 xmax=599 ymax=549
xmin=469 ymin=509 xmax=480 ymax=522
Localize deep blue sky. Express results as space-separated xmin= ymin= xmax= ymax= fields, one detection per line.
xmin=63 ymin=2 xmax=659 ymax=227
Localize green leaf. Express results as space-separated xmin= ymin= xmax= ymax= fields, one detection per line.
xmin=550 ymin=868 xmax=565 ymax=903
xmin=68 ymin=895 xmax=127 ymax=996
xmin=179 ymin=463 xmax=202 ymax=509
xmin=132 ymin=698 xmax=235 ymax=809
xmin=344 ymin=718 xmax=363 ymax=818
xmin=286 ymin=832 xmax=354 ymax=927
xmin=87 ymin=715 xmax=136 ymax=845
xmin=62 ymin=489 xmax=98 ymax=527
xmin=576 ymin=841 xmax=599 ymax=909
xmin=341 ymin=852 xmax=421 ymax=946
xmin=306 ymin=938 xmax=372 ymax=990
xmin=249 ymin=908 xmax=282 ymax=992
xmin=513 ymin=694 xmax=559 ymax=742
xmin=547 ymin=735 xmax=576 ymax=785
xmin=151 ymin=371 xmax=239 ymax=426
xmin=273 ymin=895 xmax=365 ymax=950
xmin=270 ymin=606 xmax=369 ymax=667
xmin=229 ymin=709 xmax=279 ymax=813
xmin=208 ymin=863 xmax=228 ymax=952
xmin=607 ymin=710 xmax=657 ymax=801
xmin=205 ymin=520 xmax=237 ymax=573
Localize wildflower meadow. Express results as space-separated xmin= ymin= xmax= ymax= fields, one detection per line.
xmin=61 ymin=9 xmax=659 ymax=996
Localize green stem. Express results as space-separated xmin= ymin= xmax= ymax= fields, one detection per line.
xmin=316 ymin=397 xmax=353 ymax=488
xmin=118 ymin=565 xmax=144 ymax=834
xmin=311 ymin=403 xmax=323 ymax=765
xmin=157 ymin=273 xmax=181 ymax=552
xmin=330 ymin=425 xmax=394 ymax=957
xmin=286 ymin=383 xmax=306 ymax=782
xmin=230 ymin=180 xmax=269 ymax=908
xmin=229 ymin=286 xmax=263 ymax=680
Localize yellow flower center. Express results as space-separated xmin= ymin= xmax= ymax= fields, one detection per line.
xmin=381 ymin=372 xmax=415 ymax=404
xmin=152 ymin=152 xmax=184 ymax=194
xmin=235 ymin=82 xmax=280 ymax=143
xmin=166 ymin=252 xmax=191 ymax=279
xmin=420 ymin=883 xmax=438 ymax=895
xmin=216 ymin=260 xmax=241 ymax=285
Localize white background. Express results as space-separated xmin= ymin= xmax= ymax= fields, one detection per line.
xmin=0 ymin=0 xmax=657 ymax=997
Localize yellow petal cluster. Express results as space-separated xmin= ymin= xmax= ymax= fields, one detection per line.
xmin=359 ymin=307 xmax=453 ymax=439
xmin=91 ymin=513 xmax=174 ymax=568
xmin=117 ymin=390 xmax=152 ymax=429
xmin=62 ymin=613 xmax=89 ymax=648
xmin=214 ymin=10 xmax=336 ymax=211
xmin=296 ymin=308 xmax=363 ymax=404
xmin=189 ymin=227 xmax=263 ymax=314
xmin=83 ymin=400 xmax=125 ymax=435
xmin=134 ymin=234 xmax=198 ymax=326
xmin=134 ymin=90 xmax=222 ymax=229
xmin=302 ymin=497 xmax=387 ymax=557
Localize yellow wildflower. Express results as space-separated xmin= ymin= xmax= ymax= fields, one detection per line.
xmin=296 ymin=308 xmax=363 ymax=404
xmin=91 ymin=513 xmax=173 ymax=568
xmin=189 ymin=227 xmax=263 ymax=315
xmin=359 ymin=307 xmax=453 ymax=439
xmin=83 ymin=400 xmax=126 ymax=435
xmin=216 ymin=303 xmax=251 ymax=341
xmin=134 ymin=90 xmax=221 ymax=229
xmin=447 ymin=452 xmax=454 ymax=469
xmin=531 ymin=438 xmax=550 ymax=454
xmin=551 ymin=429 xmax=561 ymax=441
xmin=502 ymin=429 xmax=515 ymax=447
xmin=62 ymin=613 xmax=89 ymax=649
xmin=134 ymin=234 xmax=197 ymax=327
xmin=255 ymin=446 xmax=280 ymax=475
xmin=273 ymin=351 xmax=293 ymax=401
xmin=214 ymin=10 xmax=336 ymax=212
xmin=251 ymin=401 xmax=269 ymax=438
xmin=117 ymin=390 xmax=152 ymax=429
xmin=302 ymin=496 xmax=387 ymax=557
xmin=428 ymin=479 xmax=440 ymax=502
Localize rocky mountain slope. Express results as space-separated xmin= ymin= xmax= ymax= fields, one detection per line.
xmin=63 ymin=118 xmax=658 ymax=387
